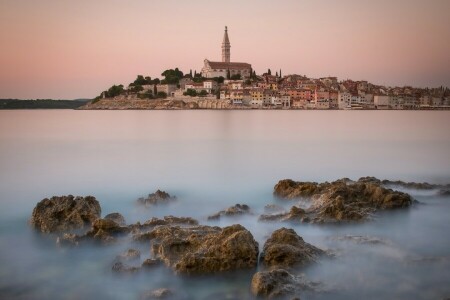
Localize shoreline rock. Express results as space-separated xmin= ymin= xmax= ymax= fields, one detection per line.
xmin=251 ymin=269 xmax=321 ymax=299
xmin=137 ymin=190 xmax=176 ymax=206
xmin=271 ymin=178 xmax=413 ymax=223
xmin=260 ymin=228 xmax=326 ymax=269
xmin=148 ymin=224 xmax=259 ymax=274
xmin=30 ymin=195 xmax=101 ymax=233
xmin=207 ymin=204 xmax=251 ymax=220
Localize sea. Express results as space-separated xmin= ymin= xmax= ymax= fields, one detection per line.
xmin=0 ymin=110 xmax=449 ymax=299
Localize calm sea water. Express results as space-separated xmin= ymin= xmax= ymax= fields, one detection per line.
xmin=0 ymin=110 xmax=449 ymax=299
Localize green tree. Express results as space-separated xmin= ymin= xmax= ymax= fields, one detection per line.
xmin=216 ymin=89 xmax=220 ymax=99
xmin=226 ymin=69 xmax=231 ymax=80
xmin=153 ymin=84 xmax=157 ymax=96
xmin=230 ymin=74 xmax=241 ymax=80
xmin=183 ymin=89 xmax=197 ymax=97
xmin=245 ymin=79 xmax=251 ymax=85
xmin=268 ymin=69 xmax=272 ymax=75
xmin=106 ymin=85 xmax=124 ymax=97
xmin=129 ymin=85 xmax=144 ymax=93
xmin=156 ymin=91 xmax=167 ymax=99
xmin=199 ymin=90 xmax=208 ymax=97
xmin=134 ymin=75 xmax=147 ymax=85
xmin=161 ymin=68 xmax=184 ymax=84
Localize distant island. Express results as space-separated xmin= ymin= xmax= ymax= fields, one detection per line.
xmin=80 ymin=27 xmax=449 ymax=110
xmin=0 ymin=99 xmax=90 ymax=110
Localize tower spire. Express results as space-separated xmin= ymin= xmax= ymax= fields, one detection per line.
xmin=222 ymin=26 xmax=230 ymax=63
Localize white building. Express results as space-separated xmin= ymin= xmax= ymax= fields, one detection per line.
xmin=374 ymin=95 xmax=391 ymax=109
xmin=338 ymin=91 xmax=352 ymax=109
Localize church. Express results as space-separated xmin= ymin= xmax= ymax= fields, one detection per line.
xmin=201 ymin=27 xmax=252 ymax=79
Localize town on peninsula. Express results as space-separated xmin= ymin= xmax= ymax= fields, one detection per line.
xmin=82 ymin=27 xmax=449 ymax=110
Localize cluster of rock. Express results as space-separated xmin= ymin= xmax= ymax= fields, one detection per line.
xmin=137 ymin=190 xmax=176 ymax=206
xmin=29 ymin=177 xmax=446 ymax=299
xmin=207 ymin=204 xmax=251 ymax=220
xmin=80 ymin=99 xmax=200 ymax=110
xmin=30 ymin=192 xmax=330 ymax=299
xmin=264 ymin=177 xmax=413 ymax=223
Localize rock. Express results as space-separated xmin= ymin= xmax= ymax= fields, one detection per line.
xmin=137 ymin=190 xmax=176 ymax=206
xmin=264 ymin=204 xmax=286 ymax=214
xmin=30 ymin=195 xmax=101 ymax=233
xmin=251 ymin=269 xmax=320 ymax=299
xmin=261 ymin=228 xmax=325 ymax=269
xmin=140 ymin=288 xmax=173 ymax=299
xmin=148 ymin=224 xmax=259 ymax=274
xmin=116 ymin=249 xmax=140 ymax=261
xmin=272 ymin=178 xmax=413 ymax=223
xmin=143 ymin=216 xmax=198 ymax=226
xmin=207 ymin=204 xmax=251 ymax=220
xmin=104 ymin=212 xmax=126 ymax=226
xmin=142 ymin=258 xmax=163 ymax=269
xmin=439 ymin=189 xmax=450 ymax=196
xmin=259 ymin=206 xmax=307 ymax=223
xmin=112 ymin=261 xmax=139 ymax=274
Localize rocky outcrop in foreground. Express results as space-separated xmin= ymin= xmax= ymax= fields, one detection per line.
xmin=30 ymin=195 xmax=101 ymax=233
xmin=261 ymin=228 xmax=326 ymax=269
xmin=148 ymin=224 xmax=259 ymax=274
xmin=251 ymin=269 xmax=321 ymax=299
xmin=207 ymin=204 xmax=251 ymax=220
xmin=137 ymin=190 xmax=176 ymax=206
xmin=268 ymin=177 xmax=413 ymax=223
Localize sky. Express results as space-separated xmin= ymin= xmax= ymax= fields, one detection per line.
xmin=0 ymin=0 xmax=449 ymax=99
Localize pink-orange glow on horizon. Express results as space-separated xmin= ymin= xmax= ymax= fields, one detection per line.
xmin=0 ymin=0 xmax=449 ymax=99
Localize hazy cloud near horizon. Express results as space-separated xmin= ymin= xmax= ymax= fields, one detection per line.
xmin=0 ymin=0 xmax=449 ymax=99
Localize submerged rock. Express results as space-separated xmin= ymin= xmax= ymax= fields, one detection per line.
xmin=112 ymin=261 xmax=140 ymax=274
xmin=137 ymin=190 xmax=176 ymax=206
xmin=264 ymin=204 xmax=286 ymax=214
xmin=104 ymin=212 xmax=126 ymax=226
xmin=271 ymin=178 xmax=413 ymax=223
xmin=330 ymin=235 xmax=388 ymax=245
xmin=261 ymin=228 xmax=325 ymax=269
xmin=259 ymin=206 xmax=308 ymax=223
xmin=116 ymin=249 xmax=141 ymax=261
xmin=207 ymin=204 xmax=251 ymax=220
xmin=30 ymin=195 xmax=101 ymax=233
xmin=251 ymin=269 xmax=320 ymax=299
xmin=148 ymin=224 xmax=259 ymax=274
xmin=142 ymin=258 xmax=163 ymax=269
xmin=140 ymin=288 xmax=174 ymax=299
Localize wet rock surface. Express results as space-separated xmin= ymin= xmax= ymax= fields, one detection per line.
xmin=259 ymin=206 xmax=308 ymax=223
xmin=143 ymin=216 xmax=198 ymax=227
xmin=30 ymin=195 xmax=101 ymax=233
xmin=271 ymin=178 xmax=413 ymax=223
xmin=207 ymin=204 xmax=251 ymax=220
xmin=330 ymin=235 xmax=388 ymax=245
xmin=148 ymin=224 xmax=259 ymax=274
xmin=116 ymin=248 xmax=141 ymax=261
xmin=251 ymin=269 xmax=320 ymax=299
xmin=137 ymin=190 xmax=176 ymax=206
xmin=104 ymin=212 xmax=126 ymax=226
xmin=142 ymin=258 xmax=163 ymax=269
xmin=261 ymin=228 xmax=325 ymax=269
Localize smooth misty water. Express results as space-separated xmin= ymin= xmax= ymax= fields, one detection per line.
xmin=0 ymin=110 xmax=449 ymax=299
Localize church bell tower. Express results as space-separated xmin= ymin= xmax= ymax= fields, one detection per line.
xmin=222 ymin=26 xmax=231 ymax=63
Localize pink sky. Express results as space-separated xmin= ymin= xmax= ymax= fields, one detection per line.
xmin=0 ymin=0 xmax=449 ymax=99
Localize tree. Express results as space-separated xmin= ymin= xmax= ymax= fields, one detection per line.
xmin=230 ymin=74 xmax=241 ymax=80
xmin=156 ymin=91 xmax=167 ymax=99
xmin=268 ymin=69 xmax=272 ymax=75
xmin=183 ymin=89 xmax=197 ymax=97
xmin=189 ymin=69 xmax=193 ymax=77
xmin=279 ymin=69 xmax=282 ymax=78
xmin=216 ymin=89 xmax=220 ymax=99
xmin=161 ymin=68 xmax=184 ymax=84
xmin=145 ymin=76 xmax=152 ymax=84
xmin=194 ymin=70 xmax=197 ymax=77
xmin=154 ymin=84 xmax=157 ymax=96
xmin=129 ymin=85 xmax=144 ymax=93
xmin=245 ymin=79 xmax=251 ymax=85
xmin=134 ymin=75 xmax=147 ymax=85
xmin=199 ymin=90 xmax=208 ymax=97
xmin=212 ymin=76 xmax=225 ymax=84
xmin=276 ymin=71 xmax=278 ymax=77
xmin=252 ymin=70 xmax=256 ymax=78
xmin=226 ymin=69 xmax=231 ymax=80
xmin=106 ymin=85 xmax=124 ymax=97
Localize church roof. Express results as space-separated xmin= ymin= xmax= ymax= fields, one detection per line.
xmin=207 ymin=61 xmax=251 ymax=70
